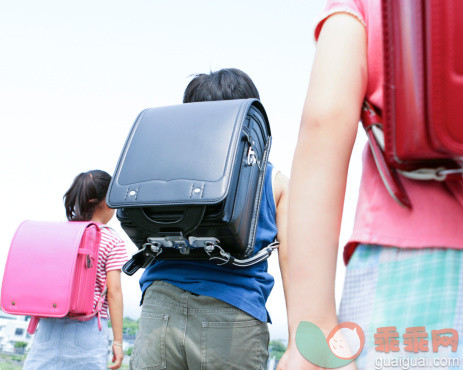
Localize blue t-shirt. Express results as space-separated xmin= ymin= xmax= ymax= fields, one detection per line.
xmin=139 ymin=163 xmax=278 ymax=323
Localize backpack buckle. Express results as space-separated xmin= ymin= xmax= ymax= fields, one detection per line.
xmin=86 ymin=255 xmax=93 ymax=268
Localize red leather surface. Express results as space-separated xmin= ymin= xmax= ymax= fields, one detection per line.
xmin=361 ymin=102 xmax=411 ymax=208
xmin=382 ymin=0 xmax=463 ymax=169
xmin=426 ymin=0 xmax=463 ymax=155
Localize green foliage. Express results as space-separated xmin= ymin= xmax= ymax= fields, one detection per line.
xmin=123 ymin=317 xmax=139 ymax=336
xmin=125 ymin=346 xmax=133 ymax=356
xmin=0 ymin=353 xmax=27 ymax=369
xmin=0 ymin=362 xmax=23 ymax=370
xmin=14 ymin=341 xmax=27 ymax=349
xmin=10 ymin=355 xmax=25 ymax=362
xmin=269 ymin=339 xmax=287 ymax=361
xmin=109 ymin=317 xmax=139 ymax=337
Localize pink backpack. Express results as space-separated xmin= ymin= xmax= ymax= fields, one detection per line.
xmin=1 ymin=221 xmax=106 ymax=334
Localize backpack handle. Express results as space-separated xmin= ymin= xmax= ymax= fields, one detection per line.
xmin=124 ymin=206 xmax=206 ymax=236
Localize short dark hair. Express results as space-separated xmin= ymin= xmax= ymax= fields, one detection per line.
xmin=183 ymin=68 xmax=260 ymax=103
xmin=63 ymin=170 xmax=112 ymax=221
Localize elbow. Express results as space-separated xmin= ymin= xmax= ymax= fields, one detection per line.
xmin=299 ymin=103 xmax=359 ymax=140
xmin=107 ymin=286 xmax=122 ymax=300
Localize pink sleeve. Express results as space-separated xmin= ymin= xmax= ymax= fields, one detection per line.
xmin=314 ymin=0 xmax=366 ymax=41
xmin=106 ymin=238 xmax=129 ymax=272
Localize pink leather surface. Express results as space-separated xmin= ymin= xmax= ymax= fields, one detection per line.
xmin=1 ymin=221 xmax=98 ymax=317
xmin=69 ymin=223 xmax=100 ymax=315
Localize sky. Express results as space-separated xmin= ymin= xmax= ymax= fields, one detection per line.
xmin=0 ymin=0 xmax=367 ymax=341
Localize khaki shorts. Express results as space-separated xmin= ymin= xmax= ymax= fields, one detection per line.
xmin=130 ymin=280 xmax=270 ymax=370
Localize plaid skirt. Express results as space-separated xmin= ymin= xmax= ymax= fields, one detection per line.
xmin=339 ymin=244 xmax=463 ymax=370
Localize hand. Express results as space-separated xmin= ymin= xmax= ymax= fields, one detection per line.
xmin=277 ymin=345 xmax=324 ymax=370
xmin=108 ymin=342 xmax=124 ymax=369
xmin=276 ymin=342 xmax=358 ymax=370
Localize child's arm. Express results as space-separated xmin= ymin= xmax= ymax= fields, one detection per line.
xmin=273 ymin=171 xmax=290 ymax=318
xmin=282 ymin=13 xmax=367 ymax=370
xmin=107 ymin=270 xmax=124 ymax=370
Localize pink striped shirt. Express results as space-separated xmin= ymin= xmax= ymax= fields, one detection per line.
xmin=94 ymin=227 xmax=129 ymax=318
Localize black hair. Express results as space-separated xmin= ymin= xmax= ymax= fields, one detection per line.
xmin=63 ymin=170 xmax=112 ymax=221
xmin=183 ymin=68 xmax=260 ymax=103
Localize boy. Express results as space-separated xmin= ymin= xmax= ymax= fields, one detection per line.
xmin=130 ymin=68 xmax=288 ymax=370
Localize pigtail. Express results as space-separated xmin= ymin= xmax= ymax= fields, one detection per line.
xmin=63 ymin=170 xmax=112 ymax=221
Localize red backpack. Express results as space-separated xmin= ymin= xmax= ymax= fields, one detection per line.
xmin=361 ymin=0 xmax=463 ymax=208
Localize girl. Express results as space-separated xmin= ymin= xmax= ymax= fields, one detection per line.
xmin=24 ymin=170 xmax=128 ymax=370
xmin=281 ymin=0 xmax=463 ymax=369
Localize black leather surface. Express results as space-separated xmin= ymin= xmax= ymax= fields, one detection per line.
xmin=107 ymin=99 xmax=269 ymax=208
xmin=107 ymin=99 xmax=271 ymax=259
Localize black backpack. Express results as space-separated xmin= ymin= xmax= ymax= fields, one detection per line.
xmin=107 ymin=99 xmax=277 ymax=275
